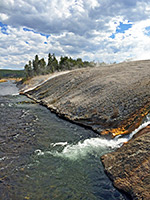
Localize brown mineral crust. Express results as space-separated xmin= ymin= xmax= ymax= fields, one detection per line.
xmin=23 ymin=60 xmax=150 ymax=137
xmin=101 ymin=103 xmax=150 ymax=137
xmin=101 ymin=125 xmax=150 ymax=200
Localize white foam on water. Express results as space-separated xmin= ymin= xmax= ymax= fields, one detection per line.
xmin=52 ymin=136 xmax=128 ymax=160
xmin=117 ymin=114 xmax=150 ymax=141
xmin=34 ymin=149 xmax=45 ymax=156
xmin=12 ymin=93 xmax=19 ymax=96
xmin=51 ymin=142 xmax=68 ymax=147
xmin=35 ymin=115 xmax=150 ymax=161
xmin=0 ymin=156 xmax=6 ymax=161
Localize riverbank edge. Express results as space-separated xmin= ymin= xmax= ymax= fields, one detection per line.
xmin=101 ymin=125 xmax=150 ymax=200
xmin=19 ymin=60 xmax=150 ymax=138
xmin=18 ymin=61 xmax=150 ymax=200
xmin=20 ymin=91 xmax=150 ymax=200
xmin=0 ymin=78 xmax=22 ymax=83
xmin=22 ymin=92 xmax=104 ymax=136
xmin=21 ymin=91 xmax=150 ymax=139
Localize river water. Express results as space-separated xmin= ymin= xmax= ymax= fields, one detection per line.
xmin=0 ymin=81 xmax=133 ymax=200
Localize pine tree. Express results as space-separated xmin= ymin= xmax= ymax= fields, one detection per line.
xmin=39 ymin=58 xmax=46 ymax=74
xmin=52 ymin=53 xmax=58 ymax=72
xmin=59 ymin=56 xmax=71 ymax=70
xmin=47 ymin=53 xmax=53 ymax=73
xmin=33 ymin=55 xmax=39 ymax=75
xmin=24 ymin=60 xmax=33 ymax=78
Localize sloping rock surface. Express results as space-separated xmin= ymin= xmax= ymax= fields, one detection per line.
xmin=21 ymin=60 xmax=150 ymax=199
xmin=101 ymin=125 xmax=150 ymax=200
xmin=25 ymin=60 xmax=150 ymax=136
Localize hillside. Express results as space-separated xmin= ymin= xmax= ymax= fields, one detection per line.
xmin=0 ymin=69 xmax=25 ymax=79
xmin=21 ymin=60 xmax=150 ymax=137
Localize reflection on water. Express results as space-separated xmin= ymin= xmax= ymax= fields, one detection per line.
xmin=0 ymin=81 xmax=129 ymax=200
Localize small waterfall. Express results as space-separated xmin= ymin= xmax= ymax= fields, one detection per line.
xmin=34 ymin=114 xmax=150 ymax=160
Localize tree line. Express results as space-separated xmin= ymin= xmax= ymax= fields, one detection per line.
xmin=0 ymin=69 xmax=25 ymax=79
xmin=24 ymin=53 xmax=95 ymax=78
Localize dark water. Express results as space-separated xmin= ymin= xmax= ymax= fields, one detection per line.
xmin=0 ymin=81 xmax=129 ymax=200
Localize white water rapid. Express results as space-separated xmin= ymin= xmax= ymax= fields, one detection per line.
xmin=34 ymin=115 xmax=150 ymax=160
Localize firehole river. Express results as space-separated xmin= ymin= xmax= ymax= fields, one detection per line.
xmin=1 ymin=81 xmax=149 ymax=200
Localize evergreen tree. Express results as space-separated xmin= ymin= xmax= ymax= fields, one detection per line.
xmin=38 ymin=58 xmax=46 ymax=74
xmin=52 ymin=53 xmax=58 ymax=72
xmin=76 ymin=58 xmax=84 ymax=68
xmin=24 ymin=60 xmax=33 ymax=78
xmin=46 ymin=53 xmax=59 ymax=73
xmin=46 ymin=53 xmax=53 ymax=73
xmin=33 ymin=55 xmax=39 ymax=75
xmin=24 ymin=53 xmax=95 ymax=80
xmin=59 ymin=56 xmax=71 ymax=70
xmin=24 ymin=64 xmax=29 ymax=77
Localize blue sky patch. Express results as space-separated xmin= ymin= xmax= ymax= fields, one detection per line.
xmin=116 ymin=22 xmax=132 ymax=34
xmin=145 ymin=26 xmax=150 ymax=36
xmin=23 ymin=27 xmax=50 ymax=38
xmin=0 ymin=21 xmax=9 ymax=35
xmin=40 ymin=33 xmax=50 ymax=39
xmin=110 ymin=22 xmax=132 ymax=39
xmin=110 ymin=34 xmax=115 ymax=39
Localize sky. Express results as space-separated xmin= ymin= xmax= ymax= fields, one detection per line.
xmin=1 ymin=0 xmax=150 ymax=69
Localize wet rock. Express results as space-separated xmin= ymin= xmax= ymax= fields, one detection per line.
xmin=23 ymin=60 xmax=150 ymax=137
xmin=101 ymin=125 xmax=150 ymax=200
xmin=20 ymin=60 xmax=150 ymax=199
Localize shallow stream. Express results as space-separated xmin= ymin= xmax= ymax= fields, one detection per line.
xmin=1 ymin=81 xmax=149 ymax=199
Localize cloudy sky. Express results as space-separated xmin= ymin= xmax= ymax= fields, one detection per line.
xmin=0 ymin=0 xmax=150 ymax=69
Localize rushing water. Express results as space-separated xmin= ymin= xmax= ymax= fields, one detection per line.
xmin=2 ymin=81 xmax=149 ymax=200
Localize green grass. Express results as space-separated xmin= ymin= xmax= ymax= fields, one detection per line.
xmin=0 ymin=69 xmax=25 ymax=78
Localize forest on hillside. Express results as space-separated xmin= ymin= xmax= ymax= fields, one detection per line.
xmin=0 ymin=69 xmax=25 ymax=79
xmin=24 ymin=53 xmax=97 ymax=79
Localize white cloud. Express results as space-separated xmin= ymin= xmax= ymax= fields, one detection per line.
xmin=0 ymin=13 xmax=9 ymax=21
xmin=0 ymin=0 xmax=150 ymax=69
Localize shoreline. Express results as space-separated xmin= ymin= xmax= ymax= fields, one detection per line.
xmin=0 ymin=78 xmax=22 ymax=83
xmin=101 ymin=124 xmax=150 ymax=199
xmin=20 ymin=60 xmax=150 ymax=137
xmin=21 ymin=84 xmax=150 ymax=200
xmin=21 ymin=87 xmax=150 ymax=199
xmin=23 ymin=91 xmax=150 ymax=138
xmin=19 ymin=60 xmax=150 ymax=199
xmin=23 ymin=92 xmax=103 ymax=136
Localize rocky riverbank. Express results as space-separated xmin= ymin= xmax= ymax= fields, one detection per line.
xmin=101 ymin=124 xmax=150 ymax=200
xmin=21 ymin=60 xmax=150 ymax=137
xmin=20 ymin=60 xmax=150 ymax=199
